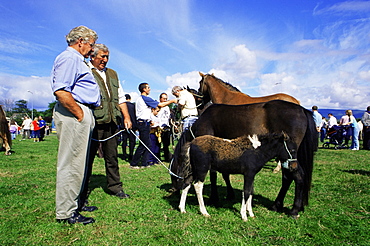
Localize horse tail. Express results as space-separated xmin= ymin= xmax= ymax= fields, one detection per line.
xmin=298 ymin=109 xmax=318 ymax=206
xmin=0 ymin=108 xmax=12 ymax=149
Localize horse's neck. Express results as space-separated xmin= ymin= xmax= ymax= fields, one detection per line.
xmin=207 ymin=78 xmax=247 ymax=103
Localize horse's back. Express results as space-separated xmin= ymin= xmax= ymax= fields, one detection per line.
xmin=193 ymin=100 xmax=307 ymax=141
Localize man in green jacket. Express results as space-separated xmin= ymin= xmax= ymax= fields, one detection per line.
xmin=79 ymin=44 xmax=132 ymax=211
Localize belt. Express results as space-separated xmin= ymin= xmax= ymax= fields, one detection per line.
xmin=76 ymin=101 xmax=95 ymax=109
xmin=182 ymin=115 xmax=198 ymax=120
xmin=137 ymin=119 xmax=150 ymax=123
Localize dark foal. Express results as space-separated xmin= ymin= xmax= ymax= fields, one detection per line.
xmin=178 ymin=133 xmax=296 ymax=221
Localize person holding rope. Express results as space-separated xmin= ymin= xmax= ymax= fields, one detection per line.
xmin=51 ymin=26 xmax=99 ymax=225
xmin=81 ymin=43 xmax=132 ymax=205
xmin=171 ymin=86 xmax=198 ymax=130
xmin=130 ymin=83 xmax=177 ymax=169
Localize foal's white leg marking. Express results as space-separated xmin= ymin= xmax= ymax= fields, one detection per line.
xmin=179 ymin=185 xmax=191 ymax=213
xmin=241 ymin=193 xmax=248 ymax=221
xmin=246 ymin=194 xmax=255 ymax=218
xmin=241 ymin=194 xmax=255 ymax=221
xmin=193 ymin=181 xmax=210 ymax=217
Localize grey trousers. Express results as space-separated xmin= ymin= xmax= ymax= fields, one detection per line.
xmin=54 ymin=102 xmax=95 ymax=219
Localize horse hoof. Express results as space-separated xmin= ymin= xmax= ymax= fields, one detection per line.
xmin=202 ymin=213 xmax=210 ymax=218
xmin=290 ymin=214 xmax=300 ymax=220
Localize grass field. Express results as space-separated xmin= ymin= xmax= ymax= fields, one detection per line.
xmin=0 ymin=134 xmax=369 ymax=245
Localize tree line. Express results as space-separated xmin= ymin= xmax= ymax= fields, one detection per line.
xmin=1 ymin=99 xmax=56 ymax=125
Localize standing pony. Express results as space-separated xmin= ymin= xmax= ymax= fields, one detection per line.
xmin=178 ymin=133 xmax=296 ymax=221
xmin=0 ymin=105 xmax=12 ymax=155
xmin=171 ymin=100 xmax=317 ymax=218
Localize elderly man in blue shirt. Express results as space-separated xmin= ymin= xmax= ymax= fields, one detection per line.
xmin=312 ymin=105 xmax=322 ymax=134
xmin=51 ymin=26 xmax=100 ymax=225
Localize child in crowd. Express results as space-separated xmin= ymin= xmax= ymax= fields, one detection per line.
xmin=9 ymin=120 xmax=18 ymax=140
xmin=148 ymin=107 xmax=161 ymax=166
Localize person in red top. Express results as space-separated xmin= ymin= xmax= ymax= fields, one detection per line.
xmin=32 ymin=117 xmax=40 ymax=142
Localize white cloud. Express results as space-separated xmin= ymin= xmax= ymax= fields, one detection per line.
xmin=314 ymin=1 xmax=370 ymax=15
xmin=216 ymin=45 xmax=258 ymax=82
xmin=165 ymin=71 xmax=202 ymax=90
xmin=0 ymin=74 xmax=53 ymax=110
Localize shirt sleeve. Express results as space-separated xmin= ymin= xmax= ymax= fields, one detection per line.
xmin=117 ymin=82 xmax=126 ymax=104
xmin=142 ymin=96 xmax=159 ymax=108
xmin=52 ymin=56 xmax=78 ymax=93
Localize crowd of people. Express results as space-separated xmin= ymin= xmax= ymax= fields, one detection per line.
xmin=8 ymin=116 xmax=49 ymax=141
xmin=312 ymin=105 xmax=370 ymax=150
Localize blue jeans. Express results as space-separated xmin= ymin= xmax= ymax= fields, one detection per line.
xmin=183 ymin=116 xmax=198 ymax=130
xmin=130 ymin=120 xmax=151 ymax=167
xmin=351 ymin=126 xmax=360 ymax=150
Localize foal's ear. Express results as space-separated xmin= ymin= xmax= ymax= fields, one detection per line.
xmin=199 ymin=72 xmax=205 ymax=77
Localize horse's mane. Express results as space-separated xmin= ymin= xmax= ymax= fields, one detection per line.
xmin=206 ymin=74 xmax=241 ymax=92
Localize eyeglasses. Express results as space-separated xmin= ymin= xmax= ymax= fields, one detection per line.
xmin=81 ymin=38 xmax=94 ymax=47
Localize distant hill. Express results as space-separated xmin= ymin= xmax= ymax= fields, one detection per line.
xmin=311 ymin=108 xmax=365 ymax=121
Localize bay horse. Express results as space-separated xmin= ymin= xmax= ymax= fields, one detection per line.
xmin=198 ymin=72 xmax=300 ymax=173
xmin=0 ymin=105 xmax=12 ymax=155
xmin=198 ymin=72 xmax=300 ymax=106
xmin=178 ymin=133 xmax=296 ymax=221
xmin=170 ymin=100 xmax=317 ymax=218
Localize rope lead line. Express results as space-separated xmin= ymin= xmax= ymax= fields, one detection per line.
xmin=91 ymin=127 xmax=183 ymax=179
xmin=91 ymin=129 xmax=125 ymax=142
xmin=128 ymin=129 xmax=183 ymax=179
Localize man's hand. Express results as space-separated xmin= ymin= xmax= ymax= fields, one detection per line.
xmin=54 ymin=90 xmax=84 ymax=122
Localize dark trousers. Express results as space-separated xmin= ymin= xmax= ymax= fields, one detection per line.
xmin=130 ymin=121 xmax=151 ymax=167
xmin=79 ymin=122 xmax=123 ymax=208
xmin=161 ymin=130 xmax=172 ymax=161
xmin=121 ymin=130 xmax=136 ymax=160
xmin=40 ymin=127 xmax=45 ymax=141
xmin=149 ymin=133 xmax=160 ymax=164
xmin=363 ymin=126 xmax=370 ymax=150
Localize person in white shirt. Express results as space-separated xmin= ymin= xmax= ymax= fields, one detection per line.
xmin=157 ymin=93 xmax=172 ymax=162
xmin=327 ymin=113 xmax=338 ymax=129
xmin=21 ymin=116 xmax=32 ymax=140
xmin=130 ymin=83 xmax=176 ymax=168
xmin=172 ymin=86 xmax=198 ymax=130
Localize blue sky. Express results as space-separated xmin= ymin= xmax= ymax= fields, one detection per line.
xmin=0 ymin=0 xmax=369 ymax=111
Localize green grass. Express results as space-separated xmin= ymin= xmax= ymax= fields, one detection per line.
xmin=0 ymin=134 xmax=369 ymax=245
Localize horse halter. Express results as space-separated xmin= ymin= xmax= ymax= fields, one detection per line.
xmin=282 ymin=140 xmax=298 ymax=170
